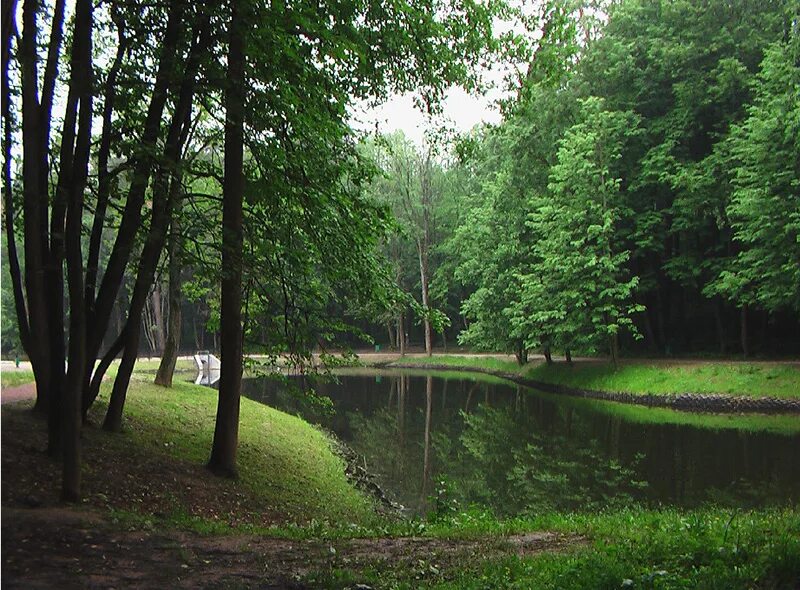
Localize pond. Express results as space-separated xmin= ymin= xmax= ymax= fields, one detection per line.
xmin=241 ymin=368 xmax=800 ymax=517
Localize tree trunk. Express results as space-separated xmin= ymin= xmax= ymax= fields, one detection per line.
xmin=543 ymin=343 xmax=552 ymax=364
xmin=387 ymin=323 xmax=395 ymax=351
xmin=397 ymin=314 xmax=405 ymax=356
xmin=2 ymin=0 xmax=33 ymax=393
xmin=418 ymin=241 xmax=432 ymax=356
xmin=155 ymin=211 xmax=183 ymax=387
xmin=20 ymin=0 xmax=53 ymax=417
xmin=565 ymin=348 xmax=572 ymax=364
xmin=609 ymin=333 xmax=620 ymax=369
xmin=91 ymin=12 xmax=208 ymax=418
xmin=151 ymin=285 xmax=167 ymax=355
xmin=208 ymin=0 xmax=245 ymax=478
xmin=61 ymin=0 xmax=94 ymax=501
xmin=515 ymin=341 xmax=527 ymax=365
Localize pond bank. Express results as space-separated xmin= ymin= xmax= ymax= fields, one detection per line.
xmin=370 ymin=356 xmax=800 ymax=414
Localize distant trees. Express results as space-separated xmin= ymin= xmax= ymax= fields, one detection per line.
xmin=373 ymin=0 xmax=798 ymax=362
xmin=366 ymin=133 xmax=453 ymax=356
xmin=707 ymin=38 xmax=800 ymax=316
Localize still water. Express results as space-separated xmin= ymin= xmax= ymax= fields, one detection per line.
xmin=242 ymin=369 xmax=800 ymax=516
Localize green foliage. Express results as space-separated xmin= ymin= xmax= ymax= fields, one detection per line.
xmin=706 ymin=36 xmax=800 ymax=313
xmin=517 ymin=97 xmax=644 ymax=354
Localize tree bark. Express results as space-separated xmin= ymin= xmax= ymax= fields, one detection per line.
xmin=515 ymin=341 xmax=527 ymax=365
xmin=397 ymin=314 xmax=405 ymax=356
xmin=418 ymin=241 xmax=432 ymax=356
xmin=62 ymin=0 xmax=94 ymax=501
xmin=155 ymin=208 xmax=184 ymax=387
xmin=20 ymin=0 xmax=52 ymax=416
xmin=151 ymin=285 xmax=167 ymax=355
xmin=609 ymin=333 xmax=620 ymax=369
xmin=208 ymin=0 xmax=245 ymax=478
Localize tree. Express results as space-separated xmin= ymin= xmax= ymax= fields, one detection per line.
xmin=706 ymin=34 xmax=800 ymax=315
xmin=522 ymin=97 xmax=643 ymax=366
xmin=366 ymin=133 xmax=450 ymax=356
xmin=208 ymin=0 xmax=245 ymax=478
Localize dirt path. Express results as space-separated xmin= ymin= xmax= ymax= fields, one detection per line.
xmin=1 ymin=506 xmax=579 ymax=589
xmin=1 ymin=382 xmax=36 ymax=404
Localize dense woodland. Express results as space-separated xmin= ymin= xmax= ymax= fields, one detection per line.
xmin=1 ymin=0 xmax=798 ymax=499
xmin=363 ymin=0 xmax=800 ymax=362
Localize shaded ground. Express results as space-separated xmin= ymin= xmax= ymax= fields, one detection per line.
xmin=1 ymin=400 xmax=579 ymax=589
xmin=2 ymin=506 xmax=576 ymax=589
xmin=1 ymin=382 xmax=36 ymax=403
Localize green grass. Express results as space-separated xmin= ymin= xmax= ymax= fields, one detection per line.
xmin=388 ymin=355 xmax=800 ymax=399
xmin=306 ymin=507 xmax=800 ymax=589
xmin=89 ymin=366 xmax=376 ymax=526
xmin=524 ymin=361 xmax=800 ymax=399
xmin=0 ymin=369 xmax=35 ymax=389
xmin=531 ymin=388 xmax=800 ymax=435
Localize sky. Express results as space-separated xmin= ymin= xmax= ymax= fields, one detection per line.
xmin=351 ymin=84 xmax=505 ymax=146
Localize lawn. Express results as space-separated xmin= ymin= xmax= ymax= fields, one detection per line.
xmin=386 ymin=355 xmax=800 ymax=399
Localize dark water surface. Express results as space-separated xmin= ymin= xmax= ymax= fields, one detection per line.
xmin=242 ymin=369 xmax=800 ymax=516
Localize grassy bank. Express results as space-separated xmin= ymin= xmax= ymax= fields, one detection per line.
xmin=309 ymin=507 xmax=800 ymax=589
xmin=4 ymin=360 xmax=799 ymax=588
xmin=387 ymin=355 xmax=800 ymax=399
xmin=94 ymin=370 xmax=375 ymax=525
xmin=2 ymin=366 xmax=375 ymax=528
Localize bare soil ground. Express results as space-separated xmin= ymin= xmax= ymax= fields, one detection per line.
xmin=1 ymin=401 xmax=579 ymax=589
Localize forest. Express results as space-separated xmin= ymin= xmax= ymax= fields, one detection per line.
xmin=1 ymin=0 xmax=799 ymax=586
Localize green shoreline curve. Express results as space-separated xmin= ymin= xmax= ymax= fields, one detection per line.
xmin=345 ymin=363 xmax=800 ymax=436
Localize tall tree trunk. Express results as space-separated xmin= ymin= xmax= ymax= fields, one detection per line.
xmin=387 ymin=323 xmax=395 ymax=351
xmin=418 ymin=241 xmax=432 ymax=356
xmin=543 ymin=343 xmax=552 ymax=364
xmin=103 ymin=95 xmax=197 ymax=429
xmin=20 ymin=0 xmax=52 ymax=416
xmin=153 ymin=285 xmax=167 ymax=354
xmin=565 ymin=348 xmax=572 ymax=364
xmin=208 ymin=0 xmax=245 ymax=478
xmin=62 ymin=0 xmax=93 ymax=501
xmin=515 ymin=341 xmax=527 ymax=365
xmin=155 ymin=209 xmax=183 ymax=387
xmin=85 ymin=17 xmax=128 ymax=311
xmin=609 ymin=333 xmax=620 ymax=369
xmin=397 ymin=314 xmax=405 ymax=356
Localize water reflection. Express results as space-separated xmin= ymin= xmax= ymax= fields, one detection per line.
xmin=242 ymin=370 xmax=800 ymax=516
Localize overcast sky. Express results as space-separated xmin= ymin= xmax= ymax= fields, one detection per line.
xmin=350 ymin=77 xmax=509 ymax=146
